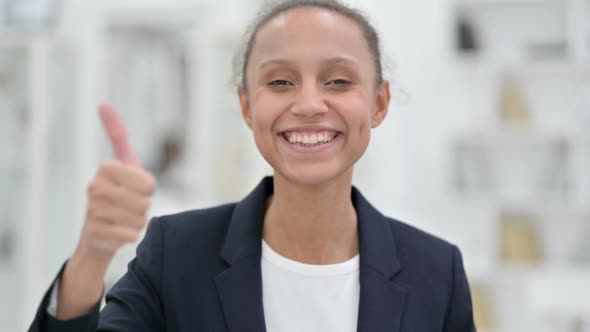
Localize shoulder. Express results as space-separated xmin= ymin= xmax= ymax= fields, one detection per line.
xmin=387 ymin=217 xmax=456 ymax=252
xmin=146 ymin=203 xmax=238 ymax=256
xmin=156 ymin=203 xmax=237 ymax=235
xmin=385 ymin=216 xmax=459 ymax=271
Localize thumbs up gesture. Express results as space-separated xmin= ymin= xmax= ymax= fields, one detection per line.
xmin=78 ymin=104 xmax=157 ymax=254
xmin=56 ymin=104 xmax=157 ymax=319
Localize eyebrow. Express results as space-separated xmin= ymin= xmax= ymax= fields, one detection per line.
xmin=258 ymin=56 xmax=359 ymax=69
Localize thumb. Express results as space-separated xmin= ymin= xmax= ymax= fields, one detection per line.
xmin=98 ymin=104 xmax=141 ymax=167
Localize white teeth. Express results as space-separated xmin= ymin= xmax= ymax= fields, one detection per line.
xmin=284 ymin=131 xmax=338 ymax=146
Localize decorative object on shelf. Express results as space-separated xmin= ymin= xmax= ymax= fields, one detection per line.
xmin=500 ymin=213 xmax=543 ymax=264
xmin=499 ymin=73 xmax=531 ymax=131
xmin=548 ymin=317 xmax=589 ymax=332
xmin=572 ymin=317 xmax=586 ymax=332
xmin=455 ymin=12 xmax=480 ymax=53
xmin=471 ymin=283 xmax=495 ymax=330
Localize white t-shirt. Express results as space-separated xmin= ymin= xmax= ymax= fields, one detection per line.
xmin=261 ymin=240 xmax=360 ymax=332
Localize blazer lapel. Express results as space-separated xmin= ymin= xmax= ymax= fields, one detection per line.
xmin=353 ymin=188 xmax=408 ymax=332
xmin=215 ymin=255 xmax=267 ymax=332
xmin=215 ymin=178 xmax=272 ymax=332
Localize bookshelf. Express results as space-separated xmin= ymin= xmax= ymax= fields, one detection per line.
xmin=453 ymin=0 xmax=590 ymax=330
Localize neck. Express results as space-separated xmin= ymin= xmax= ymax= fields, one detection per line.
xmin=262 ymin=170 xmax=358 ymax=265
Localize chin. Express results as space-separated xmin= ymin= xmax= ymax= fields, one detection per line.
xmin=274 ymin=163 xmax=353 ymax=187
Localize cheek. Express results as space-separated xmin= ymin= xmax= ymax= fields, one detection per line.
xmin=251 ymin=92 xmax=278 ymax=128
xmin=249 ymin=92 xmax=285 ymax=148
xmin=331 ymin=94 xmax=374 ymax=136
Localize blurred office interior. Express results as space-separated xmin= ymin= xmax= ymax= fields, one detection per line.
xmin=1 ymin=0 xmax=590 ymax=330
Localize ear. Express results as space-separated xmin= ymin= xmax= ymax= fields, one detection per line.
xmin=238 ymin=87 xmax=253 ymax=129
xmin=371 ymin=80 xmax=391 ymax=128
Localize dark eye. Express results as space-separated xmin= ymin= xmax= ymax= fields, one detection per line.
xmin=326 ymin=79 xmax=351 ymax=85
xmin=269 ymin=80 xmax=293 ymax=86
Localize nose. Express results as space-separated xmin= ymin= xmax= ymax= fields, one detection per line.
xmin=290 ymin=83 xmax=329 ymax=117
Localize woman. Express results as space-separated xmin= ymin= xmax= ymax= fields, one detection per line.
xmin=29 ymin=0 xmax=475 ymax=331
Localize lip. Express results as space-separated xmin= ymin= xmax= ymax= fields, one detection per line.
xmin=278 ymin=125 xmax=342 ymax=135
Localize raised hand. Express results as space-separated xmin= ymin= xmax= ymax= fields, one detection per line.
xmin=56 ymin=104 xmax=157 ymax=320
xmin=79 ymin=104 xmax=156 ymax=254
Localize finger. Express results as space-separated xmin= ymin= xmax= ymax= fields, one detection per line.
xmin=98 ymin=161 xmax=157 ymax=195
xmin=98 ymin=104 xmax=141 ymax=167
xmin=87 ymin=202 xmax=148 ymax=230
xmin=88 ymin=180 xmax=151 ymax=215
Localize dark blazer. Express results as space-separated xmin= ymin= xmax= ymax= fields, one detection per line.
xmin=29 ymin=176 xmax=476 ymax=332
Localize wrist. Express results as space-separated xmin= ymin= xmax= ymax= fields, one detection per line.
xmin=63 ymin=245 xmax=113 ymax=296
xmin=71 ymin=244 xmax=114 ymax=271
xmin=56 ymin=247 xmax=112 ymax=320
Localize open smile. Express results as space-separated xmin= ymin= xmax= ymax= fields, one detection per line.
xmin=277 ymin=129 xmax=343 ymax=153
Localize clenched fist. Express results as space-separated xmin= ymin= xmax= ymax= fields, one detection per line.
xmin=82 ymin=160 xmax=155 ymax=253
xmin=56 ymin=104 xmax=157 ymax=320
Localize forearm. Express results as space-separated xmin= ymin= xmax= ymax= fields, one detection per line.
xmin=56 ymin=247 xmax=113 ymax=320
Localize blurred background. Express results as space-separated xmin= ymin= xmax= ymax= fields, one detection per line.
xmin=1 ymin=0 xmax=590 ymax=330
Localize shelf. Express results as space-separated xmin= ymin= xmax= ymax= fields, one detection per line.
xmin=506 ymin=62 xmax=590 ymax=76
xmin=451 ymin=1 xmax=590 ymax=330
xmin=455 ymin=0 xmax=571 ymax=64
xmin=453 ymin=134 xmax=572 ymax=203
xmin=458 ymin=0 xmax=563 ymax=6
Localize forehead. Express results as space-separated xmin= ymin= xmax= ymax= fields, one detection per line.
xmin=249 ymin=7 xmax=372 ymax=69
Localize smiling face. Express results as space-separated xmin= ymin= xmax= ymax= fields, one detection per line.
xmin=239 ymin=7 xmax=390 ymax=186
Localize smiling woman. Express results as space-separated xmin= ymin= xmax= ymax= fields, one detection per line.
xmin=28 ymin=1 xmax=476 ymax=332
